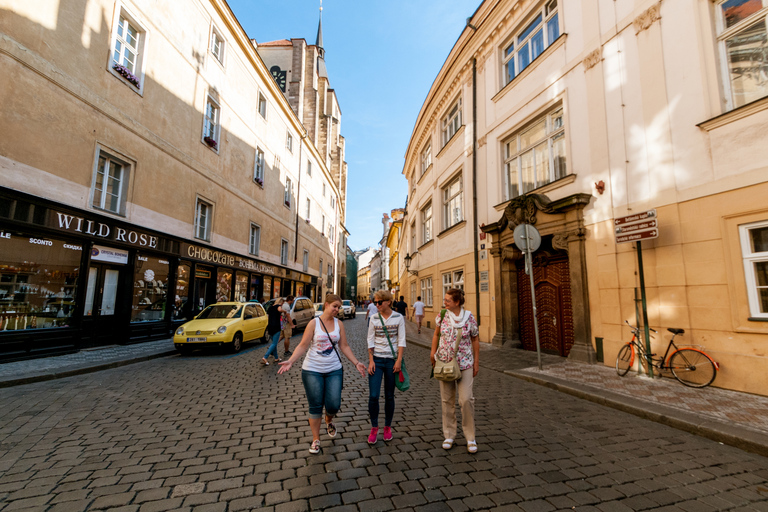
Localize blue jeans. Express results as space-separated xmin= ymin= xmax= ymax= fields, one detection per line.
xmin=368 ymin=356 xmax=395 ymax=428
xmin=263 ymin=331 xmax=281 ymax=360
xmin=302 ymin=369 xmax=343 ymax=419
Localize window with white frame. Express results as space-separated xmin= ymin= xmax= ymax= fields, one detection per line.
xmin=307 ymin=161 xmax=312 ymax=176
xmin=327 ymin=263 xmax=333 ymax=282
xmin=331 ymin=196 xmax=336 ymax=210
xmin=319 ymin=258 xmax=323 ymax=280
xmin=503 ymin=0 xmax=560 ymax=85
xmin=110 ymin=9 xmax=145 ymax=90
xmin=716 ymin=0 xmax=768 ymax=109
xmin=442 ymin=270 xmax=465 ymax=296
xmin=321 ymin=214 xmax=326 ymax=235
xmin=209 ymin=25 xmax=225 ymax=64
xmin=305 ymin=198 xmax=311 ymax=222
xmin=249 ymin=223 xmax=260 ymax=255
xmin=422 ymin=202 xmax=433 ymax=244
xmin=254 ymin=147 xmax=265 ymax=185
xmin=286 ymin=132 xmax=293 ymax=152
xmin=280 ymin=239 xmax=289 ymax=265
xmin=329 ymin=225 xmax=335 ymax=244
xmin=421 ymin=141 xmax=432 ymax=175
xmin=303 ymin=249 xmax=309 ymax=272
xmin=91 ymin=149 xmax=129 ymax=215
xmin=420 ymin=277 xmax=433 ymax=307
xmin=322 ymin=183 xmax=326 ymax=197
xmin=195 ymin=199 xmax=213 ymax=241
xmin=284 ymin=178 xmax=292 ymax=207
xmin=411 ymin=223 xmax=416 ymax=254
xmin=442 ymin=174 xmax=463 ymax=230
xmin=258 ymin=93 xmax=267 ymax=119
xmin=411 ymin=282 xmax=416 ymax=305
xmin=441 ymin=97 xmax=462 ymax=147
xmin=202 ymin=94 xmax=220 ymax=150
xmin=740 ymin=220 xmax=768 ymax=318
xmin=504 ymin=106 xmax=566 ymax=200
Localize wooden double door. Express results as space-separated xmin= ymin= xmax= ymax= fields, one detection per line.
xmin=517 ymin=254 xmax=575 ymax=357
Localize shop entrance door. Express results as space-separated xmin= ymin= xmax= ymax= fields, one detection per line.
xmin=81 ymin=263 xmax=125 ymax=347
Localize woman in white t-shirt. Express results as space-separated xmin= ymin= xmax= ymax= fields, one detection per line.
xmin=278 ymin=294 xmax=367 ymax=454
xmin=366 ymin=290 xmax=406 ymax=445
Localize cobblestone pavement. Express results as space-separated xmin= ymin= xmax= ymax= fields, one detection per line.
xmin=1 ymin=313 xmax=767 ymax=511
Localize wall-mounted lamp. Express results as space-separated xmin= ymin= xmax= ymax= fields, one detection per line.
xmin=403 ymin=253 xmax=419 ymax=276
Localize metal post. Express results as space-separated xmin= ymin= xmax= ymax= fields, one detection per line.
xmin=636 ymin=241 xmax=653 ymax=378
xmin=526 ymin=225 xmax=543 ymax=371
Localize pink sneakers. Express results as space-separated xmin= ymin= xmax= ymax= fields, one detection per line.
xmin=367 ymin=427 xmax=379 ymax=445
xmin=383 ymin=426 xmax=393 ymax=441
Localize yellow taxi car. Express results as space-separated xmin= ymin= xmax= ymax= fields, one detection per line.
xmin=173 ymin=302 xmax=268 ymax=354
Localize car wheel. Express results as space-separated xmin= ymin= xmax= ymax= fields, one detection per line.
xmin=231 ymin=332 xmax=243 ymax=353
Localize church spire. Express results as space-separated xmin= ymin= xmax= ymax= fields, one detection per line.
xmin=316 ymin=0 xmax=325 ymax=59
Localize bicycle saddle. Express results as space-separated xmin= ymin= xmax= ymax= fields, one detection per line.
xmin=667 ymin=328 xmax=685 ymax=335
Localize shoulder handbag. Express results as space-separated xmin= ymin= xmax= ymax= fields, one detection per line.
xmin=318 ymin=318 xmax=343 ymax=369
xmin=378 ymin=313 xmax=410 ymax=392
xmin=432 ymin=309 xmax=462 ymax=381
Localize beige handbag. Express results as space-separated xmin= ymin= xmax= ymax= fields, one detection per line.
xmin=432 ymin=309 xmax=462 ymax=381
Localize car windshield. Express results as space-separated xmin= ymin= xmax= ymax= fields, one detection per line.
xmin=197 ymin=305 xmax=242 ymax=319
xmin=314 ymin=304 xmax=323 ymax=311
xmin=343 ymin=301 xmax=351 ymax=306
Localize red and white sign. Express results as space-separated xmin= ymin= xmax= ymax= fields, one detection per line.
xmin=614 ymin=210 xmax=658 ymax=244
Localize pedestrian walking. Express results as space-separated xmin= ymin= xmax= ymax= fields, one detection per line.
xmin=394 ymin=295 xmax=408 ymax=317
xmin=366 ymin=300 xmax=378 ymax=327
xmin=366 ymin=290 xmax=406 ymax=445
xmin=262 ymin=298 xmax=284 ymax=365
xmin=413 ymin=296 xmax=426 ymax=334
xmin=430 ymin=288 xmax=480 ymax=453
xmin=278 ymin=294 xmax=367 ymax=454
xmin=280 ymin=295 xmax=296 ymax=357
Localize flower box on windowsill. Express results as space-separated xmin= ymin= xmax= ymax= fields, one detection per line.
xmin=254 ymin=178 xmax=263 ymax=187
xmin=112 ymin=63 xmax=140 ymax=88
xmin=203 ymin=136 xmax=218 ymax=150
xmin=306 ymin=219 xmax=311 ymax=224
xmin=285 ymin=200 xmax=290 ymax=207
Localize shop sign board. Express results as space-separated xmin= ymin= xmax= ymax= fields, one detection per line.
xmin=182 ymin=243 xmax=285 ymax=277
xmin=615 ymin=209 xmax=659 ymax=244
xmin=52 ymin=211 xmax=161 ymax=249
xmin=91 ymin=245 xmax=129 ymax=264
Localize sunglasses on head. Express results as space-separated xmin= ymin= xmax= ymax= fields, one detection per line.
xmin=373 ymin=300 xmax=386 ymax=306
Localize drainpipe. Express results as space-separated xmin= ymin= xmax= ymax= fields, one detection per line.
xmin=471 ymin=57 xmax=480 ymax=326
xmin=294 ymin=132 xmax=307 ymax=263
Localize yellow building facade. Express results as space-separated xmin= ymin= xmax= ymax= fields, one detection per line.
xmin=400 ymin=0 xmax=768 ymax=395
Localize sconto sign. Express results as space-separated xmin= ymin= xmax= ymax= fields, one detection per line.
xmin=615 ymin=209 xmax=659 ymax=244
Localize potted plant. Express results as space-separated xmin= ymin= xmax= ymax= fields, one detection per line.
xmin=203 ymin=136 xmax=218 ymax=150
xmin=112 ymin=63 xmax=140 ymax=88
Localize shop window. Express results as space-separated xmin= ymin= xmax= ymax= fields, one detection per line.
xmin=502 ymin=0 xmax=560 ymax=85
xmin=131 ymin=255 xmax=169 ymax=322
xmin=173 ymin=262 xmax=190 ymax=321
xmin=109 ymin=6 xmax=146 ymax=91
xmin=235 ymin=272 xmax=248 ymax=302
xmin=420 ymin=276 xmax=433 ymax=307
xmin=262 ymin=277 xmax=272 ymax=303
xmin=195 ymin=198 xmax=212 ymax=241
xmin=717 ymin=0 xmax=768 ymax=109
xmin=217 ymin=268 xmax=232 ymax=302
xmin=741 ymin=220 xmax=768 ymax=318
xmin=272 ymin=278 xmax=281 ymax=299
xmin=281 ymin=239 xmax=289 ymax=266
xmin=503 ymin=106 xmax=566 ymax=200
xmin=91 ymin=149 xmax=130 ymax=215
xmin=442 ymin=174 xmax=463 ymax=230
xmin=0 ymin=234 xmax=81 ymax=330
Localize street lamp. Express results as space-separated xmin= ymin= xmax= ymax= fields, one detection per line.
xmin=403 ymin=253 xmax=418 ymax=276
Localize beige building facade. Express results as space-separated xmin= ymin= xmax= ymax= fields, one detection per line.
xmin=400 ymin=0 xmax=768 ymax=395
xmin=0 ymin=0 xmax=347 ymax=358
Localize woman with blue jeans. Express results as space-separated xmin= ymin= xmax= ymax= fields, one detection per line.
xmin=262 ymin=298 xmax=284 ymax=365
xmin=366 ymin=290 xmax=406 ymax=445
xmin=278 ymin=294 xmax=367 ymax=454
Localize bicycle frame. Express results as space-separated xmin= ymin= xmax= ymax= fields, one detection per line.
xmin=625 ymin=326 xmax=719 ymax=373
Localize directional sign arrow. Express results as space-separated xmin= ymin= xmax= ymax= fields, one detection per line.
xmin=615 ymin=219 xmax=658 ymax=234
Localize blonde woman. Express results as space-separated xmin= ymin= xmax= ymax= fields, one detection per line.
xmin=278 ymin=294 xmax=367 ymax=454
xmin=366 ymin=290 xmax=406 ymax=444
xmin=430 ymin=288 xmax=480 ymax=453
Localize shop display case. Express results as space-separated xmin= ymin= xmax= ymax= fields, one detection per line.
xmin=0 ymin=265 xmax=79 ymax=330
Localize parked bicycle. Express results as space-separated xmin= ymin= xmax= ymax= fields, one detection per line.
xmin=615 ymin=321 xmax=719 ymax=388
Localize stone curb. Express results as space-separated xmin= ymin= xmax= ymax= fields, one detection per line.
xmin=406 ymin=333 xmax=768 ymax=458
xmin=0 ymin=349 xmax=178 ymax=388
xmin=507 ymin=368 xmax=768 ymax=458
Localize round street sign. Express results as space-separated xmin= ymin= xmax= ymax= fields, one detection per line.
xmin=513 ymin=223 xmax=541 ymax=252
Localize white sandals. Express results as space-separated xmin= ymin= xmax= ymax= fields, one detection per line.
xmin=467 ymin=440 xmax=478 ymax=453
xmin=442 ymin=438 xmax=454 ymax=450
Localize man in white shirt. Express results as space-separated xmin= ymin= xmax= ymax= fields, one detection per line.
xmin=367 ymin=300 xmax=378 ymax=327
xmin=412 ymin=296 xmax=426 ymax=334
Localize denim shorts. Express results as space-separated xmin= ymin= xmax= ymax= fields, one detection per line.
xmin=301 ymin=368 xmax=343 ymax=419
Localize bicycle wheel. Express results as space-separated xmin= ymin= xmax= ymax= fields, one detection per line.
xmin=616 ymin=343 xmax=634 ymax=376
xmin=669 ymin=349 xmax=717 ymax=388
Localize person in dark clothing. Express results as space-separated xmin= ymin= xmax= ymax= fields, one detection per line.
xmin=262 ymin=298 xmax=284 ymax=365
xmin=394 ymin=296 xmax=408 ymax=317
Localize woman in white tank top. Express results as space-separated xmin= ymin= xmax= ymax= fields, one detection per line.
xmin=278 ymin=294 xmax=367 ymax=454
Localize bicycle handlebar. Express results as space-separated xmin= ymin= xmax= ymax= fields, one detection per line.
xmin=624 ymin=320 xmax=657 ymax=333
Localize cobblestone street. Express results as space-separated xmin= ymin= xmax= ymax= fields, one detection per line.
xmin=1 ymin=313 xmax=767 ymax=512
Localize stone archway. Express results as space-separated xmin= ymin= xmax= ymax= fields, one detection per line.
xmin=482 ymin=193 xmax=596 ymax=363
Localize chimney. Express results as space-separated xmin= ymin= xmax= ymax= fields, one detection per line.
xmin=382 ymin=213 xmax=389 ymax=237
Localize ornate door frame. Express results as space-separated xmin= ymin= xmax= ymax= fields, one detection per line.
xmin=482 ymin=193 xmax=597 ymax=363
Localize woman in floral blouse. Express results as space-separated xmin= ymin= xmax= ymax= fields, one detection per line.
xmin=430 ymin=288 xmax=480 ymax=453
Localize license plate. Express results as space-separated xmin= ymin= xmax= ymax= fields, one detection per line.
xmin=187 ymin=337 xmax=207 ymax=342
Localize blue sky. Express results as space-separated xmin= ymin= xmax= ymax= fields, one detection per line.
xmin=226 ymin=0 xmax=480 ymax=251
